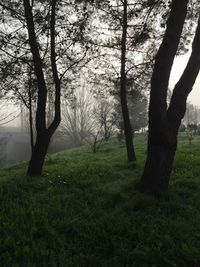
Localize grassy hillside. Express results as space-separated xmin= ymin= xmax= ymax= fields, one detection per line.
xmin=1 ymin=134 xmax=200 ymax=266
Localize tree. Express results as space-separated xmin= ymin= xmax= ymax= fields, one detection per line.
xmin=119 ymin=0 xmax=136 ymax=161
xmin=86 ymin=0 xmax=159 ymax=162
xmin=0 ymin=101 xmax=20 ymax=127
xmin=114 ymin=79 xmax=148 ymax=137
xmin=179 ymin=124 xmax=186 ymax=132
xmin=138 ymin=0 xmax=200 ymax=194
xmin=22 ymin=0 xmax=62 ymax=176
xmin=94 ymin=97 xmax=116 ymax=141
xmin=0 ymin=0 xmax=93 ymax=176
xmin=60 ymin=81 xmax=116 ymax=151
xmin=15 ymin=66 xmax=37 ymax=153
xmin=129 ymin=91 xmax=147 ymax=133
xmin=60 ymin=83 xmax=95 ymax=147
xmin=183 ymin=102 xmax=199 ymax=127
xmin=85 ymin=98 xmax=116 ymax=153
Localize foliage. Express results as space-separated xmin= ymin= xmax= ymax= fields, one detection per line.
xmin=179 ymin=124 xmax=186 ymax=132
xmin=85 ymin=97 xmax=116 ymax=152
xmin=114 ymin=82 xmax=148 ymax=134
xmin=60 ymin=84 xmax=95 ymax=146
xmin=60 ymin=82 xmax=116 ymax=150
xmin=0 ymin=0 xmax=94 ymax=119
xmin=0 ymin=135 xmax=200 ymax=266
xmin=183 ymin=102 xmax=200 ymax=127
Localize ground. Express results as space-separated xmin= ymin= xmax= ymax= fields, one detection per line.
xmin=0 ymin=134 xmax=200 ymax=266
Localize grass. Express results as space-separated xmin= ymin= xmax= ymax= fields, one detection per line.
xmin=1 ymin=134 xmax=200 ymax=266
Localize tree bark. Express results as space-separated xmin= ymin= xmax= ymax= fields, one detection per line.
xmin=23 ymin=0 xmax=47 ymax=133
xmin=137 ymin=0 xmax=200 ymax=194
xmin=28 ymin=86 xmax=34 ymax=154
xmin=120 ymin=0 xmax=136 ymax=162
xmin=27 ymin=133 xmax=50 ymax=176
xmin=139 ymin=2 xmax=200 ymax=194
xmin=139 ymin=143 xmax=176 ymax=193
xmin=27 ymin=67 xmax=34 ymax=154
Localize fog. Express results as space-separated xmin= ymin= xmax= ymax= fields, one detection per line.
xmin=1 ymin=51 xmax=200 ymax=169
xmin=0 ymin=126 xmax=78 ymax=168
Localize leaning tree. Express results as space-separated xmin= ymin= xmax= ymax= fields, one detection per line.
xmin=138 ymin=0 xmax=200 ymax=194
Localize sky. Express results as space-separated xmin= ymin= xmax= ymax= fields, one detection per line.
xmin=169 ymin=52 xmax=200 ymax=107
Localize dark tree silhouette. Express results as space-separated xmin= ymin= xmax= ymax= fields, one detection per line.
xmin=138 ymin=0 xmax=200 ymax=194
xmin=86 ymin=0 xmax=159 ymax=162
xmin=120 ymin=0 xmax=136 ymax=161
xmin=23 ymin=0 xmax=61 ymax=176
xmin=1 ymin=0 xmax=96 ymax=176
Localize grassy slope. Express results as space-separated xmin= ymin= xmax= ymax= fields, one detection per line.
xmin=1 ymin=135 xmax=200 ymax=266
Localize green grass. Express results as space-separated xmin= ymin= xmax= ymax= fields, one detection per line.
xmin=1 ymin=134 xmax=200 ymax=266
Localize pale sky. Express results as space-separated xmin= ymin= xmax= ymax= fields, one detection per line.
xmin=169 ymin=52 xmax=200 ymax=107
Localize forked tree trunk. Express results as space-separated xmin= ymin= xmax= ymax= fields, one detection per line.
xmin=24 ymin=0 xmax=61 ymax=177
xmin=120 ymin=0 xmax=136 ymax=162
xmin=138 ymin=0 xmax=200 ymax=194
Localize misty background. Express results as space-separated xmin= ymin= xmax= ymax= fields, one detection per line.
xmin=1 ymin=53 xmax=200 ymax=169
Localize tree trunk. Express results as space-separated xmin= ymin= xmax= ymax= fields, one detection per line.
xmin=121 ymin=105 xmax=136 ymax=161
xmin=27 ymin=132 xmax=50 ymax=176
xmin=24 ymin=0 xmax=61 ymax=177
xmin=138 ymin=0 xmax=200 ymax=194
xmin=29 ymin=95 xmax=34 ymax=154
xmin=137 ymin=0 xmax=188 ymax=194
xmin=28 ymin=73 xmax=34 ymax=154
xmin=120 ymin=0 xmax=136 ymax=162
xmin=139 ymin=137 xmax=177 ymax=193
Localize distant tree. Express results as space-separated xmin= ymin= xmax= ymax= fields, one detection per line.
xmin=94 ymin=97 xmax=116 ymax=141
xmin=138 ymin=0 xmax=200 ymax=194
xmin=14 ymin=66 xmax=37 ymax=153
xmin=129 ymin=95 xmax=147 ymax=133
xmin=187 ymin=123 xmax=198 ymax=135
xmin=86 ymin=0 xmax=162 ymax=161
xmin=61 ymin=82 xmax=116 ymax=151
xmin=0 ymin=135 xmax=8 ymax=167
xmin=183 ymin=102 xmax=199 ymax=127
xmin=60 ymin=85 xmax=95 ymax=147
xmin=85 ymin=123 xmax=104 ymax=153
xmin=87 ymin=97 xmax=116 ymax=152
xmin=114 ymin=80 xmax=148 ymax=137
xmin=0 ymin=101 xmax=20 ymax=127
xmin=186 ymin=124 xmax=194 ymax=145
xmin=179 ymin=124 xmax=186 ymax=132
